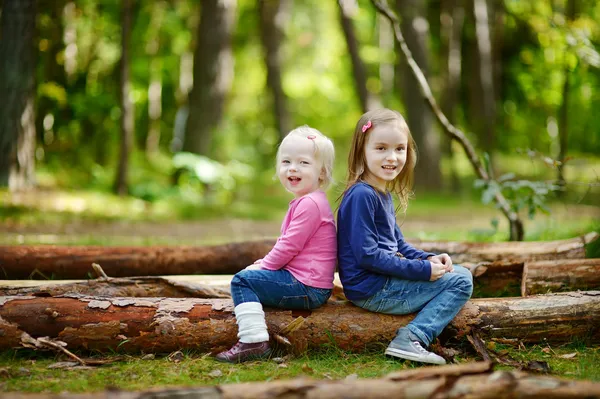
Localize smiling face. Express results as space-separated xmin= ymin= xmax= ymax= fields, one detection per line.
xmin=363 ymin=123 xmax=408 ymax=191
xmin=277 ymin=135 xmax=323 ymax=198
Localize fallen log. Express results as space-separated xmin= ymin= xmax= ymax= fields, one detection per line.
xmin=3 ymin=361 xmax=600 ymax=399
xmin=0 ymin=240 xmax=275 ymax=279
xmin=0 ymin=276 xmax=231 ymax=298
xmin=414 ymin=231 xmax=598 ymax=263
xmin=522 ymin=258 xmax=600 ymax=296
xmin=0 ymin=292 xmax=598 ymax=354
xmin=0 ymin=232 xmax=596 ymax=279
xmin=5 ymin=258 xmax=599 ymax=300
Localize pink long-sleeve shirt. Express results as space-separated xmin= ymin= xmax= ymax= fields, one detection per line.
xmin=261 ymin=190 xmax=337 ymax=289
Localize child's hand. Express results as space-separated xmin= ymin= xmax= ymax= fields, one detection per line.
xmin=245 ymin=261 xmax=262 ymax=271
xmin=253 ymin=258 xmax=263 ymax=264
xmin=428 ymin=253 xmax=454 ymax=273
xmin=429 ymin=259 xmax=446 ymax=281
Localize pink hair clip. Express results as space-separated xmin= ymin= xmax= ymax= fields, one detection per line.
xmin=362 ymin=120 xmax=372 ymax=133
xmin=307 ymin=135 xmax=316 ymax=140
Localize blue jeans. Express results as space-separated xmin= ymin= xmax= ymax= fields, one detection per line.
xmin=351 ymin=265 xmax=473 ymax=346
xmin=230 ymin=269 xmax=332 ymax=309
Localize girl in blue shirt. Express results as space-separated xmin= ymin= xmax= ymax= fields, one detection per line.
xmin=337 ymin=108 xmax=473 ymax=365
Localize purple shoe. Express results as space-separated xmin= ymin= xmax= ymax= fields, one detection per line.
xmin=215 ymin=341 xmax=271 ymax=363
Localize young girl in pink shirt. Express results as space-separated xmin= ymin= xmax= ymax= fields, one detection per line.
xmin=216 ymin=126 xmax=337 ymax=363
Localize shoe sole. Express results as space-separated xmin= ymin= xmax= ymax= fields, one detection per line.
xmin=384 ymin=347 xmax=446 ymax=365
xmin=215 ymin=348 xmax=273 ymax=364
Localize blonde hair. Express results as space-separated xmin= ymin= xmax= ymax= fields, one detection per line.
xmin=276 ymin=125 xmax=335 ymax=190
xmin=342 ymin=109 xmax=417 ymax=212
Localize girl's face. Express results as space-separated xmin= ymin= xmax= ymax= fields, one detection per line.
xmin=362 ymin=123 xmax=408 ymax=191
xmin=278 ymin=135 xmax=323 ymax=198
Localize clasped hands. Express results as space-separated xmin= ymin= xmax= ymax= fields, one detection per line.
xmin=427 ymin=253 xmax=453 ymax=281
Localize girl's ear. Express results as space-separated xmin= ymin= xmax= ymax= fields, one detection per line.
xmin=319 ymin=167 xmax=326 ymax=182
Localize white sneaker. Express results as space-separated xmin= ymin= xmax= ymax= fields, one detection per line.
xmin=384 ymin=328 xmax=446 ymax=365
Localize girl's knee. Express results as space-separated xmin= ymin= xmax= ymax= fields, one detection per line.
xmin=231 ymin=270 xmax=251 ymax=287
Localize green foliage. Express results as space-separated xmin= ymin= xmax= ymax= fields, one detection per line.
xmin=474 ymin=153 xmax=561 ymax=229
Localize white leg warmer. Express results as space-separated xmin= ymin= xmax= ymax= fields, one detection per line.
xmin=234 ymin=302 xmax=269 ymax=343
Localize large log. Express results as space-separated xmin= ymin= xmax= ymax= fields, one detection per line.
xmin=5 ymin=259 xmax=599 ymax=300
xmin=0 ymin=276 xmax=231 ymax=298
xmin=0 ymin=292 xmax=598 ymax=354
xmin=522 ymin=258 xmax=600 ymax=296
xmin=0 ymin=240 xmax=275 ymax=279
xmin=464 ymin=258 xmax=600 ymax=297
xmin=3 ymin=362 xmax=600 ymax=399
xmin=0 ymin=232 xmax=596 ymax=279
xmin=414 ymin=231 xmax=598 ymax=263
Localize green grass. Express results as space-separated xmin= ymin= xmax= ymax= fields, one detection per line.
xmin=1 ymin=342 xmax=599 ymax=393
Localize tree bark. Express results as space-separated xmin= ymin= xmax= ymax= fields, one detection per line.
xmin=0 ymin=233 xmax=595 ymax=279
xmin=0 ymin=275 xmax=231 ymax=298
xmin=395 ymin=0 xmax=441 ymax=191
xmin=338 ymin=0 xmax=381 ymax=112
xmin=3 ymin=361 xmax=600 ymax=399
xmin=183 ymin=0 xmax=236 ymax=156
xmin=0 ymin=0 xmax=37 ymax=190
xmin=113 ymin=0 xmax=134 ymax=196
xmin=0 ymin=291 xmax=598 ymax=353
xmin=522 ymin=258 xmax=600 ymax=296
xmin=0 ymin=240 xmax=274 ymax=279
xmin=259 ymin=0 xmax=292 ymax=141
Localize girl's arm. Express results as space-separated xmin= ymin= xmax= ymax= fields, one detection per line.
xmin=260 ymin=197 xmax=321 ymax=270
xmin=345 ymin=191 xmax=431 ymax=281
xmin=394 ymin=224 xmax=437 ymax=260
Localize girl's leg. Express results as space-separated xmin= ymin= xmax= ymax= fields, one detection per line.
xmin=230 ymin=268 xmax=330 ymax=309
xmin=217 ymin=269 xmax=330 ymax=363
xmin=352 ymin=265 xmax=473 ymax=345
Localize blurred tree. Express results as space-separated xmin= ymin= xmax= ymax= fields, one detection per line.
xmin=145 ymin=1 xmax=167 ymax=157
xmin=0 ymin=0 xmax=37 ymax=190
xmin=183 ymin=0 xmax=236 ymax=156
xmin=439 ymin=0 xmax=464 ymax=192
xmin=557 ymin=0 xmax=577 ymax=186
xmin=472 ymin=0 xmax=497 ymax=158
xmin=395 ymin=0 xmax=441 ymax=191
xmin=338 ymin=0 xmax=381 ymax=112
xmin=114 ymin=0 xmax=134 ymax=196
xmin=258 ymin=0 xmax=292 ymax=141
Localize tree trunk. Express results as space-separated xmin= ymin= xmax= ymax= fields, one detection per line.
xmin=113 ymin=0 xmax=134 ymax=196
xmin=395 ymin=0 xmax=441 ymax=191
xmin=183 ymin=0 xmax=236 ymax=156
xmin=472 ymin=0 xmax=496 ymax=157
xmin=0 ymin=233 xmax=595 ymax=279
xmin=338 ymin=0 xmax=381 ymax=112
xmin=259 ymin=0 xmax=292 ymax=141
xmin=0 ymin=275 xmax=231 ymax=298
xmin=522 ymin=258 xmax=600 ymax=296
xmin=1 ymin=292 xmax=599 ymax=353
xmin=0 ymin=0 xmax=37 ymax=190
xmin=439 ymin=0 xmax=464 ymax=192
xmin=557 ymin=0 xmax=576 ymax=186
xmin=4 ymin=361 xmax=600 ymax=399
xmin=0 ymin=240 xmax=274 ymax=279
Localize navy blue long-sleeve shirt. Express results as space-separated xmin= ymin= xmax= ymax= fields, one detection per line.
xmin=337 ymin=182 xmax=436 ymax=300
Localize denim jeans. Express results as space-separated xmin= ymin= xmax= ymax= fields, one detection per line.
xmin=351 ymin=265 xmax=473 ymax=346
xmin=230 ymin=269 xmax=332 ymax=309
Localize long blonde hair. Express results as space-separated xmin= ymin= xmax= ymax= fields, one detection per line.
xmin=341 ymin=109 xmax=417 ymax=212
